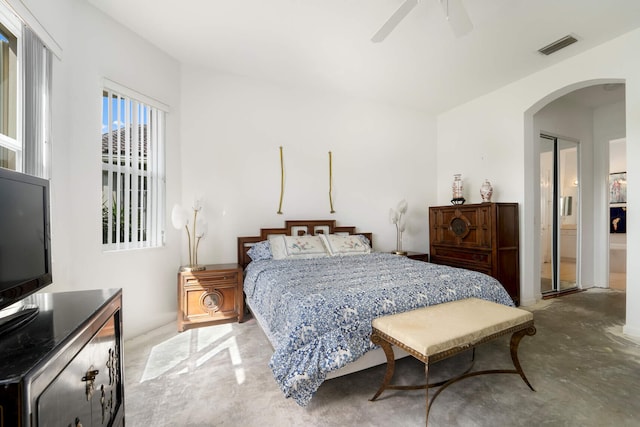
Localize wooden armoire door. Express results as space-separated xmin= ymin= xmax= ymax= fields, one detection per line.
xmin=429 ymin=203 xmax=520 ymax=304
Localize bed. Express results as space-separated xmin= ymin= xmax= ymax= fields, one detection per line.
xmin=238 ymin=220 xmax=514 ymax=406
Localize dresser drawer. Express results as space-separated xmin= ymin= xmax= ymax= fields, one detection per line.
xmin=431 ymin=257 xmax=492 ymax=276
xmin=431 ymin=246 xmax=492 ymax=266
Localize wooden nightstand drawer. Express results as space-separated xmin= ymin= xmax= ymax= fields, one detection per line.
xmin=184 ymin=271 xmax=238 ymax=286
xmin=184 ymin=286 xmax=237 ymax=318
xmin=177 ymin=263 xmax=244 ymax=332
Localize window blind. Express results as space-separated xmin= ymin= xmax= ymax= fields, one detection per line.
xmin=22 ymin=24 xmax=51 ymax=179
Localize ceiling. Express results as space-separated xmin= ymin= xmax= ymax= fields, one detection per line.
xmin=86 ymin=0 xmax=640 ymax=113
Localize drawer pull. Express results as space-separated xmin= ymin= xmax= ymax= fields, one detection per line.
xmin=82 ymin=369 xmax=99 ymax=382
xmin=82 ymin=368 xmax=99 ymax=400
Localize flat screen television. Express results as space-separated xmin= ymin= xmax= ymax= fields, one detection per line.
xmin=0 ymin=167 xmax=52 ymax=335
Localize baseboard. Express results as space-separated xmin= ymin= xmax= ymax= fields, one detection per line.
xmin=622 ymin=324 xmax=640 ymax=339
xmin=542 ymin=288 xmax=584 ymax=300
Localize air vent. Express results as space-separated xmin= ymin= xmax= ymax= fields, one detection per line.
xmin=538 ymin=35 xmax=578 ymax=55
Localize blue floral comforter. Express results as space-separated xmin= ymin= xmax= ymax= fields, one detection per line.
xmin=243 ymin=252 xmax=514 ymax=406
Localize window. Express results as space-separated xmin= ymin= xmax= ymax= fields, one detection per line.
xmin=0 ymin=9 xmax=19 ymax=171
xmin=102 ymin=83 xmax=166 ymax=250
xmin=0 ymin=4 xmax=51 ymax=177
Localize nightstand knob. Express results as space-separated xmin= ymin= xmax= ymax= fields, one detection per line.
xmin=201 ymin=290 xmax=223 ymax=312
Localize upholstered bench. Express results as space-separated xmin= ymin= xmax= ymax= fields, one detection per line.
xmin=370 ymin=298 xmax=536 ymax=425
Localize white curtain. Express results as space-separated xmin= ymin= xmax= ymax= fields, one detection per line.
xmin=22 ymin=25 xmax=52 ymax=179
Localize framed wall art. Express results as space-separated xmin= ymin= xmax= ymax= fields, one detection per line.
xmin=609 ymin=172 xmax=627 ymax=204
xmin=610 ymin=206 xmax=626 ymax=234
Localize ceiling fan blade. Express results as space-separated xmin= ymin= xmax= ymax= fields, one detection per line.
xmin=371 ymin=0 xmax=419 ymax=43
xmin=440 ymin=0 xmax=473 ymax=37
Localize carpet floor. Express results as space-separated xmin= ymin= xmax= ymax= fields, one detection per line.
xmin=124 ymin=289 xmax=640 ymax=426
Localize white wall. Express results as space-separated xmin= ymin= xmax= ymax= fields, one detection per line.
xmin=610 ymin=138 xmax=628 ymax=174
xmin=21 ymin=0 xmax=182 ymax=338
xmin=437 ymin=28 xmax=640 ymax=336
xmin=179 ymin=65 xmax=437 ymax=264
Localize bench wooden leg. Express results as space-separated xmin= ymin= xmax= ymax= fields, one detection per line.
xmin=369 ymin=333 xmax=396 ymax=401
xmin=370 ymin=333 xmax=438 ymax=401
xmin=425 ymin=363 xmax=430 ymax=426
xmin=510 ymin=325 xmax=537 ymax=391
xmin=428 ymin=326 xmax=538 ymax=393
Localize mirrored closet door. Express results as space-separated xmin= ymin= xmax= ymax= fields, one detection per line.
xmin=540 ymin=134 xmax=579 ymax=294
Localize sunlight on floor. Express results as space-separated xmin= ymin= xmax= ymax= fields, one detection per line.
xmin=140 ymin=323 xmax=245 ymax=384
xmin=196 ymin=336 xmax=245 ymax=384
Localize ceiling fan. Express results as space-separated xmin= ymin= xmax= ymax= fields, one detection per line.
xmin=371 ymin=0 xmax=473 ymax=43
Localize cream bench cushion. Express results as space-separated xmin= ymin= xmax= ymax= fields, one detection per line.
xmin=372 ymin=297 xmax=533 ymax=358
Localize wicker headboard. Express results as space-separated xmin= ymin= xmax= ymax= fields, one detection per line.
xmin=237 ymin=219 xmax=373 ymax=269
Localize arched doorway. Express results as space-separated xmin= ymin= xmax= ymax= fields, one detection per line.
xmin=524 ymin=80 xmax=626 ymax=300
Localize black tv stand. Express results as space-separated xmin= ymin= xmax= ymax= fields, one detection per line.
xmin=0 ymin=304 xmax=39 ymax=337
xmin=0 ymin=289 xmax=124 ymax=426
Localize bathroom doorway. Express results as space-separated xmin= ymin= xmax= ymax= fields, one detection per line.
xmin=609 ymin=138 xmax=626 ymax=290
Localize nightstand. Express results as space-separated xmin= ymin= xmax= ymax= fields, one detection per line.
xmin=177 ymin=263 xmax=244 ymax=332
xmin=404 ymin=252 xmax=430 ymax=262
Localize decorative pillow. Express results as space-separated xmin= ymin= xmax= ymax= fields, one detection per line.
xmin=268 ymin=235 xmax=330 ymax=260
xmin=320 ymin=234 xmax=371 ymax=256
xmin=358 ymin=234 xmax=371 ymax=247
xmin=247 ymin=240 xmax=272 ymax=261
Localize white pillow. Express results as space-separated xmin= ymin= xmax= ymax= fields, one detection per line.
xmin=320 ymin=234 xmax=371 ymax=256
xmin=268 ymin=235 xmax=330 ymax=260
